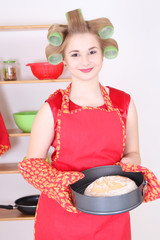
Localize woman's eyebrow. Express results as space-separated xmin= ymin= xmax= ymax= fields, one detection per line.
xmin=68 ymin=47 xmax=98 ymax=54
xmin=89 ymin=47 xmax=98 ymax=50
xmin=68 ymin=50 xmax=79 ymax=54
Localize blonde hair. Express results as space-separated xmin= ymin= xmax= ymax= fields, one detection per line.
xmin=46 ymin=9 xmax=118 ymax=64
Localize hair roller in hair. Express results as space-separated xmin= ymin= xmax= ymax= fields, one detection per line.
xmin=47 ymin=32 xmax=63 ymax=47
xmin=104 ymin=46 xmax=118 ymax=59
xmin=46 ymin=43 xmax=63 ymax=65
xmin=65 ymin=9 xmax=88 ymax=33
xmin=47 ymin=53 xmax=63 ymax=65
xmin=98 ymin=25 xmax=114 ymax=39
xmin=66 ymin=8 xmax=83 ymax=22
xmin=103 ymin=39 xmax=118 ymax=59
xmin=87 ymin=17 xmax=114 ymax=40
xmin=47 ymin=24 xmax=66 ymax=47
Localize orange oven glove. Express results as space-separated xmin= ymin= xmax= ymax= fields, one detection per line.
xmin=0 ymin=113 xmax=11 ymax=156
xmin=116 ymin=162 xmax=160 ymax=203
xmin=18 ymin=158 xmax=84 ymax=213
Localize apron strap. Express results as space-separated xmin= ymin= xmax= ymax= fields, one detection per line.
xmin=61 ymin=83 xmax=115 ymax=112
xmin=100 ymin=84 xmax=114 ymax=111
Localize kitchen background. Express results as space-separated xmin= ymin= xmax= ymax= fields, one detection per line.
xmin=0 ymin=0 xmax=160 ymax=239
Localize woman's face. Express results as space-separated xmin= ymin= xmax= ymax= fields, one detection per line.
xmin=63 ymin=33 xmax=103 ymax=81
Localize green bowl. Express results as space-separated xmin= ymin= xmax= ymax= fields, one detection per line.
xmin=13 ymin=111 xmax=38 ymax=133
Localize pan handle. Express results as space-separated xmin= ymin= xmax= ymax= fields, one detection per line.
xmin=0 ymin=205 xmax=14 ymax=210
xmin=142 ymin=180 xmax=148 ymax=197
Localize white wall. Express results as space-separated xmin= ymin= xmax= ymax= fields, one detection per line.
xmin=0 ymin=0 xmax=160 ymax=239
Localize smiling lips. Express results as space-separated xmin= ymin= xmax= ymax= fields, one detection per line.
xmin=79 ymin=68 xmax=93 ymax=73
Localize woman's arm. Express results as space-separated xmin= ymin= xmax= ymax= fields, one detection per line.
xmin=26 ymin=102 xmax=54 ymax=158
xmin=121 ymin=98 xmax=141 ymax=165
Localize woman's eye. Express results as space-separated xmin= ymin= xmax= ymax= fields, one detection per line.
xmin=89 ymin=50 xmax=97 ymax=55
xmin=71 ymin=53 xmax=79 ymax=57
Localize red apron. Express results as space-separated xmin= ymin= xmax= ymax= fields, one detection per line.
xmin=34 ymin=84 xmax=131 ymax=240
xmin=0 ymin=112 xmax=11 ymax=156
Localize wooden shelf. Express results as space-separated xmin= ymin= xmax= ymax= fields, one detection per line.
xmin=0 ymin=25 xmax=51 ymax=30
xmin=0 ymin=79 xmax=71 ymax=84
xmin=0 ymin=24 xmax=65 ymax=223
xmin=0 ymin=209 xmax=34 ymax=221
xmin=0 ymin=163 xmax=19 ymax=174
xmin=8 ymin=129 xmax=30 ymax=137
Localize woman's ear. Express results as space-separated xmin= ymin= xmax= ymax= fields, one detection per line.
xmin=63 ymin=60 xmax=67 ymax=67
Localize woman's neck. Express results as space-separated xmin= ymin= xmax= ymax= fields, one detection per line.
xmin=69 ymin=77 xmax=105 ymax=107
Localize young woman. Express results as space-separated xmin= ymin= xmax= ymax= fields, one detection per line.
xmin=19 ymin=9 xmax=141 ymax=240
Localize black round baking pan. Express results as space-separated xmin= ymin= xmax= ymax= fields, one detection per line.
xmin=70 ymin=165 xmax=147 ymax=215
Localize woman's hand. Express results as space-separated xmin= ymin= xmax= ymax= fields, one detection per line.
xmin=121 ymin=152 xmax=141 ymax=165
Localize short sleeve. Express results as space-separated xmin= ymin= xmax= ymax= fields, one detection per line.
xmin=108 ymin=86 xmax=131 ymax=126
xmin=45 ymin=90 xmax=62 ymax=124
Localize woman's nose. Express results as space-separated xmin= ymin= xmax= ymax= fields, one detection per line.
xmin=81 ymin=54 xmax=90 ymax=66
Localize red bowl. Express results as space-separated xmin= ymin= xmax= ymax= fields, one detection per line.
xmin=26 ymin=62 xmax=64 ymax=80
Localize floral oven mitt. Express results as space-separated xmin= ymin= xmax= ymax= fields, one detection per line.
xmin=116 ymin=162 xmax=160 ymax=203
xmin=18 ymin=158 xmax=84 ymax=213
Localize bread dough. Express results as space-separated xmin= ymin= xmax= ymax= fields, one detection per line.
xmin=84 ymin=175 xmax=137 ymax=197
